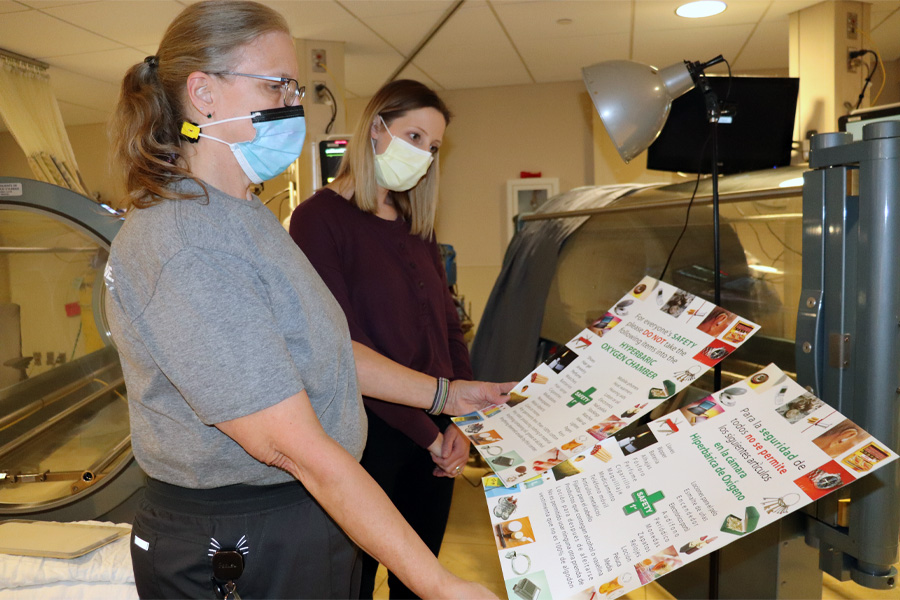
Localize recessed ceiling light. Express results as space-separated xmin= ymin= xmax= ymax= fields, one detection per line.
xmin=557 ymin=18 xmax=573 ymax=25
xmin=676 ymin=1 xmax=727 ymax=19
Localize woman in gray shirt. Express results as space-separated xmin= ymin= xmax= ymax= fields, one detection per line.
xmin=106 ymin=2 xmax=509 ymax=598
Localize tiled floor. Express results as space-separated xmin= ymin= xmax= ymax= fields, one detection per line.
xmin=374 ymin=464 xmax=898 ymax=600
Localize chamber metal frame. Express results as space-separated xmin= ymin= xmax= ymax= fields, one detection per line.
xmin=796 ymin=123 xmax=900 ymax=590
xmin=0 ymin=177 xmax=143 ymax=522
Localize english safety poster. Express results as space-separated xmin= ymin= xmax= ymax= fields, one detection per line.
xmin=456 ymin=276 xmax=760 ymax=486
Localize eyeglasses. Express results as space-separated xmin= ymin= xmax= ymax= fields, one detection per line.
xmin=213 ymin=72 xmax=305 ymax=106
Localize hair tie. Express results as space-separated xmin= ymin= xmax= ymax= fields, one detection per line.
xmin=144 ymin=55 xmax=159 ymax=69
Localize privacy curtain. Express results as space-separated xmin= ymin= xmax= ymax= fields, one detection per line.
xmin=0 ymin=53 xmax=90 ymax=197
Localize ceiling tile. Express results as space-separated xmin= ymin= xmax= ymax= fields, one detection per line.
xmin=267 ymin=0 xmax=360 ymax=39
xmin=632 ymin=23 xmax=756 ymax=69
xmin=41 ymin=0 xmax=184 ymax=48
xmin=340 ymin=0 xmax=456 ymax=19
xmin=2 ymin=0 xmax=896 ymax=130
xmin=17 ymin=0 xmax=96 ymax=7
xmin=0 ymin=9 xmax=122 ymax=58
xmin=0 ymin=1 xmax=31 ymax=13
xmin=494 ymin=0 xmax=632 ymax=38
xmin=395 ymin=64 xmax=442 ymax=91
xmin=48 ymin=46 xmax=145 ymax=83
xmin=363 ymin=7 xmax=457 ymax=56
xmin=761 ymin=1 xmax=829 ymax=21
xmin=871 ymin=8 xmax=900 ymax=62
xmin=731 ymin=19 xmax=789 ymax=71
xmin=48 ymin=66 xmax=119 ymax=113
xmin=56 ymin=99 xmax=111 ymax=126
xmin=517 ymin=32 xmax=632 ymax=82
xmin=343 ymin=47 xmax=405 ymax=97
xmin=412 ymin=2 xmax=532 ymax=89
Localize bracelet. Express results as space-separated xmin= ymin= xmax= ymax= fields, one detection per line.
xmin=427 ymin=377 xmax=450 ymax=415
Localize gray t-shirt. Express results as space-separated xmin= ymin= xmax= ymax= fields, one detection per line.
xmin=104 ymin=180 xmax=366 ymax=488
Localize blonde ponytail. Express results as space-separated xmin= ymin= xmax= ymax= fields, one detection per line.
xmin=110 ymin=1 xmax=289 ymax=210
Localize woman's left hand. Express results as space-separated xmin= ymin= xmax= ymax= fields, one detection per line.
xmin=444 ymin=380 xmax=515 ymax=416
xmin=431 ymin=425 xmax=470 ymax=478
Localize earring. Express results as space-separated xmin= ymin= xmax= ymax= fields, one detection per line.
xmin=207 ymin=113 xmax=212 ymax=119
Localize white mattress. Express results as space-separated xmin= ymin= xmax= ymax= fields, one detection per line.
xmin=0 ymin=522 xmax=136 ymax=600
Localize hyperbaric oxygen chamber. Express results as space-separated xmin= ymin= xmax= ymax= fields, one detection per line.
xmin=0 ymin=177 xmax=143 ymax=522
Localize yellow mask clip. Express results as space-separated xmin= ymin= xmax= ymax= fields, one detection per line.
xmin=180 ymin=121 xmax=200 ymax=143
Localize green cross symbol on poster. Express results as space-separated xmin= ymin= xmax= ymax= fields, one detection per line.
xmin=623 ymin=489 xmax=665 ymax=518
xmin=567 ymin=386 xmax=596 ymax=407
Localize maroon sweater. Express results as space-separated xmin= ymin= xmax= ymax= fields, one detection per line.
xmin=289 ymin=188 xmax=473 ymax=448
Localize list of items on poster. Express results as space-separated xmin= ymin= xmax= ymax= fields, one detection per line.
xmin=453 ymin=277 xmax=760 ymax=487
xmin=483 ymin=365 xmax=898 ymax=600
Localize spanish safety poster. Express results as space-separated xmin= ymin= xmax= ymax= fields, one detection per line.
xmin=482 ymin=364 xmax=898 ymax=600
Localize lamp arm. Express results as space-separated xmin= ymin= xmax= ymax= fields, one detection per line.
xmin=684 ymin=55 xmax=726 ymax=123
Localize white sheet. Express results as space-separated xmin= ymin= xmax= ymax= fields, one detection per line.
xmin=0 ymin=521 xmax=136 ymax=600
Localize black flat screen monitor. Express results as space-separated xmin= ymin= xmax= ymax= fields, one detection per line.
xmin=647 ymin=76 xmax=799 ymax=175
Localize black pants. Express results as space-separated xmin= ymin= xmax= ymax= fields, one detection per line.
xmin=358 ymin=410 xmax=455 ymax=599
xmin=131 ymin=478 xmax=361 ymax=599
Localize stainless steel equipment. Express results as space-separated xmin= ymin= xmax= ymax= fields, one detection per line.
xmin=0 ymin=177 xmax=143 ymax=522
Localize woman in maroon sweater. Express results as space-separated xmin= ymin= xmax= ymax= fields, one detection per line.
xmin=290 ymin=80 xmax=471 ymax=599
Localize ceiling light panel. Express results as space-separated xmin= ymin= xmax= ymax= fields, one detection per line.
xmin=676 ymin=1 xmax=727 ymax=19
xmin=637 ymin=0 xmax=760 ymax=30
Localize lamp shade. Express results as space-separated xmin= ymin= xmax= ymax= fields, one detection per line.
xmin=582 ymin=60 xmax=695 ymax=163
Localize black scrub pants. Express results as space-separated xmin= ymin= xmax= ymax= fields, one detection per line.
xmin=358 ymin=410 xmax=455 ymax=599
xmin=131 ymin=478 xmax=361 ymax=599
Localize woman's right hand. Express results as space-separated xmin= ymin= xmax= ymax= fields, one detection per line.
xmin=430 ymin=425 xmax=469 ymax=477
xmin=445 ymin=380 xmax=516 ymax=415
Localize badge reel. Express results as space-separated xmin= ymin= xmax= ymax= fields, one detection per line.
xmin=212 ymin=548 xmax=244 ymax=599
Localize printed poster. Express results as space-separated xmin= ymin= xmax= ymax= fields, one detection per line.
xmin=482 ymin=365 xmax=898 ymax=600
xmin=455 ymin=277 xmax=760 ymax=486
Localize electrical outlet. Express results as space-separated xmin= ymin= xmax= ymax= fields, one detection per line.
xmin=312 ymin=80 xmax=326 ymax=104
xmin=847 ymin=12 xmax=858 ymax=40
xmin=32 ymin=351 xmax=41 ymax=367
xmin=46 ymin=351 xmax=54 ymax=365
xmin=848 ymin=47 xmax=859 ymax=73
xmin=312 ymin=49 xmax=326 ymax=73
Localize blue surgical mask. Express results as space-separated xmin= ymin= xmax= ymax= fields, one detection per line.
xmin=184 ymin=106 xmax=306 ymax=184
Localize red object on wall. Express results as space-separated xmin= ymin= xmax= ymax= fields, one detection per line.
xmin=65 ymin=302 xmax=81 ymax=317
xmin=519 ymin=171 xmax=542 ymax=178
